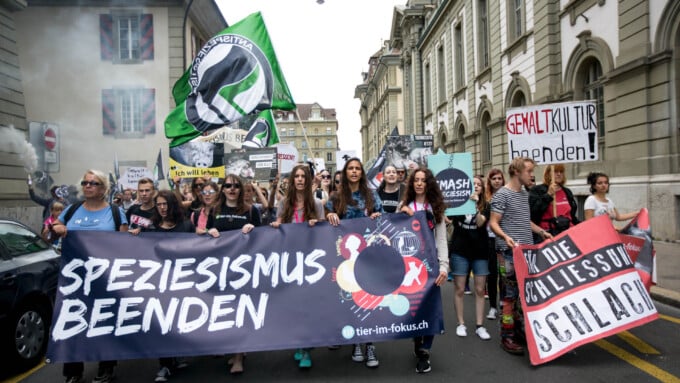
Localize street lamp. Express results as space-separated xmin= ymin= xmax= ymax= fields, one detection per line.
xmin=317 ymin=0 xmax=324 ymax=4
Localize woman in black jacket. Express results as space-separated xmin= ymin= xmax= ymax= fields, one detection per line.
xmin=529 ymin=164 xmax=579 ymax=241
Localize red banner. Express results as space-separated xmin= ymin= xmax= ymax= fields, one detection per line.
xmin=513 ymin=214 xmax=658 ymax=365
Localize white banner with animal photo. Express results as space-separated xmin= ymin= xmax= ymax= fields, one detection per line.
xmin=385 ymin=135 xmax=433 ymax=170
xmin=336 ymin=150 xmax=357 ymax=172
xmin=506 ymin=101 xmax=598 ymax=164
xmin=169 ymin=139 xmax=225 ymax=179
xmin=225 ymin=148 xmax=278 ymax=181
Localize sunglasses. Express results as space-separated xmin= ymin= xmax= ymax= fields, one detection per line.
xmin=80 ymin=181 xmax=102 ymax=187
xmin=223 ymin=183 xmax=241 ymax=189
xmin=397 ymin=171 xmax=405 ymax=174
xmin=334 ymin=179 xmax=340 ymax=184
xmin=321 ymin=175 xmax=331 ymax=180
xmin=201 ymin=189 xmax=217 ymax=195
xmin=194 ymin=183 xmax=205 ymax=188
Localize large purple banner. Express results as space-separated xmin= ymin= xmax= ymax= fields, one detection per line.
xmin=47 ymin=212 xmax=444 ymax=362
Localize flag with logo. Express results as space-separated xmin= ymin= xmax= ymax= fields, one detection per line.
xmin=153 ymin=148 xmax=165 ymax=181
xmin=165 ymin=12 xmax=296 ymax=147
xmin=366 ymin=126 xmax=399 ymax=189
xmin=241 ymin=109 xmax=280 ymax=148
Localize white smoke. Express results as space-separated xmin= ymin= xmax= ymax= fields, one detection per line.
xmin=0 ymin=125 xmax=39 ymax=172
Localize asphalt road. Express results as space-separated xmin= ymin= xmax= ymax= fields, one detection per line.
xmin=4 ymin=281 xmax=680 ymax=383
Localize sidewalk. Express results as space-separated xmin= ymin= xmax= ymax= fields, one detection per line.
xmin=650 ymin=240 xmax=680 ymax=308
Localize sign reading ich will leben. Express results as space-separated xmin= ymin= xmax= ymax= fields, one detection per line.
xmin=428 ymin=150 xmax=475 ymax=216
xmin=506 ymin=101 xmax=599 ymax=164
xmin=47 ymin=212 xmax=444 ymax=363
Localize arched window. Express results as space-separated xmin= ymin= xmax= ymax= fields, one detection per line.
xmin=457 ymin=125 xmax=466 ymax=152
xmin=581 ymin=59 xmax=605 ymax=137
xmin=481 ymin=112 xmax=492 ymax=163
xmin=511 ymin=91 xmax=526 ymax=107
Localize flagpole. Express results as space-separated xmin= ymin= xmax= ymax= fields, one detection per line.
xmin=294 ymin=109 xmax=316 ymax=168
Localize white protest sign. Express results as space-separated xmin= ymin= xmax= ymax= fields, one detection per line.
xmin=120 ymin=167 xmax=153 ymax=190
xmin=506 ymin=101 xmax=598 ymax=164
xmin=274 ymin=143 xmax=299 ymax=174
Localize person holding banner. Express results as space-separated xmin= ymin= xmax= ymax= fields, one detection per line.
xmin=204 ymin=174 xmax=261 ymax=374
xmin=51 ymin=169 xmax=129 ymax=383
xmin=489 ymin=158 xmax=552 ymax=356
xmin=378 ymin=165 xmax=406 ymax=213
xmin=529 ymin=164 xmax=579 ymax=240
xmin=484 ymin=168 xmax=505 ymax=320
xmin=191 ymin=182 xmax=221 ymax=235
xmin=449 ymin=176 xmax=491 ymax=341
xmin=584 ymin=172 xmax=639 ymax=228
xmin=398 ymin=167 xmax=449 ymax=373
xmin=326 ymin=158 xmax=383 ymax=368
xmin=270 ymin=164 xmax=325 ymax=368
xmin=148 ymin=190 xmax=194 ymax=381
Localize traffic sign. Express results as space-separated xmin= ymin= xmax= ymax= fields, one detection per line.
xmin=44 ymin=127 xmax=57 ymax=151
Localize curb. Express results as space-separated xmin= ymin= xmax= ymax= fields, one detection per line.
xmin=650 ymin=285 xmax=680 ymax=309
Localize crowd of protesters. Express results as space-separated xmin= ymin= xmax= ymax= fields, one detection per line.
xmin=33 ymin=155 xmax=641 ymax=382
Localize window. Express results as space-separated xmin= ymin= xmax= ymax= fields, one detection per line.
xmin=288 ymin=128 xmax=296 ymax=136
xmin=102 ymin=88 xmax=155 ymax=137
xmin=326 ymin=126 xmax=332 ymax=134
xmin=511 ymin=91 xmax=526 ymax=107
xmin=437 ymin=45 xmax=446 ymax=103
xmin=481 ymin=112 xmax=492 ymax=162
xmin=477 ymin=0 xmax=489 ymax=70
xmin=327 ymin=152 xmax=332 ymax=162
xmin=455 ymin=23 xmax=465 ymax=89
xmin=424 ymin=63 xmax=431 ymax=114
xmin=457 ymin=125 xmax=466 ymax=152
xmin=326 ymin=139 xmax=332 ymax=148
xmin=301 ymin=141 xmax=307 ymax=149
xmin=100 ymin=12 xmax=154 ymax=63
xmin=0 ymin=222 xmax=49 ymax=257
xmin=583 ymin=60 xmax=605 ymax=137
xmin=281 ymin=128 xmax=286 ymax=136
xmin=508 ymin=0 xmax=524 ymax=41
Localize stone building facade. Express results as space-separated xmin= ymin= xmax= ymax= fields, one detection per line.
xmin=275 ymin=103 xmax=339 ymax=173
xmin=357 ymin=0 xmax=680 ymax=241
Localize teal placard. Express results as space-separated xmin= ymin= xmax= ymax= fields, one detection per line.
xmin=427 ymin=150 xmax=475 ymax=216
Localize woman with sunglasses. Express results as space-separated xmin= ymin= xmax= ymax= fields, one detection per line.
xmin=51 ymin=169 xmax=128 ymax=383
xmin=398 ymin=167 xmax=449 ymax=373
xmin=326 ymin=158 xmax=383 ymax=368
xmin=204 ymin=174 xmax=261 ymax=374
xmin=270 ymin=164 xmax=324 ymax=368
xmin=191 ymin=182 xmax=221 ymax=235
xmin=315 ymin=169 xmax=332 ymax=206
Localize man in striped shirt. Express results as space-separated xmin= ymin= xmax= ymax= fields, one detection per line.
xmin=489 ymin=157 xmax=552 ymax=355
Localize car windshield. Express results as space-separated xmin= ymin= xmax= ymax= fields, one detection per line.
xmin=0 ymin=222 xmax=50 ymax=257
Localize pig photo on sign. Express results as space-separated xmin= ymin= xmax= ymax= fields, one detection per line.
xmin=170 ymin=141 xmax=215 ymax=168
xmin=226 ymin=157 xmax=255 ymax=179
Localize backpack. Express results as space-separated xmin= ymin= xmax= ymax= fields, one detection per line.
xmin=62 ymin=201 xmax=123 ymax=231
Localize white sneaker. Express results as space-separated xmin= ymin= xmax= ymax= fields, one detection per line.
xmin=351 ymin=344 xmax=364 ymax=362
xmin=456 ymin=324 xmax=467 ymax=337
xmin=486 ymin=307 xmax=498 ymax=320
xmin=155 ymin=366 xmax=171 ymax=382
xmin=475 ymin=326 xmax=491 ymax=340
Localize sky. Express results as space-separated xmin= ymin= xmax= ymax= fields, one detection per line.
xmin=216 ymin=0 xmax=406 ymax=160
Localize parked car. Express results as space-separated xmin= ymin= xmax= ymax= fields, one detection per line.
xmin=0 ymin=219 xmax=60 ymax=372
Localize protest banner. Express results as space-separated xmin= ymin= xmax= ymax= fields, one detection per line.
xmin=427 ymin=150 xmax=475 ymax=216
xmin=514 ymin=215 xmax=658 ymax=365
xmin=169 ymin=139 xmax=225 ymax=179
xmin=619 ymin=208 xmax=656 ymax=291
xmin=47 ymin=212 xmax=444 ymax=363
xmin=385 ymin=135 xmax=433 ymax=170
xmin=119 ymin=167 xmax=153 ymax=190
xmin=224 ymin=148 xmax=277 ymax=181
xmin=506 ymin=101 xmax=598 ymax=164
